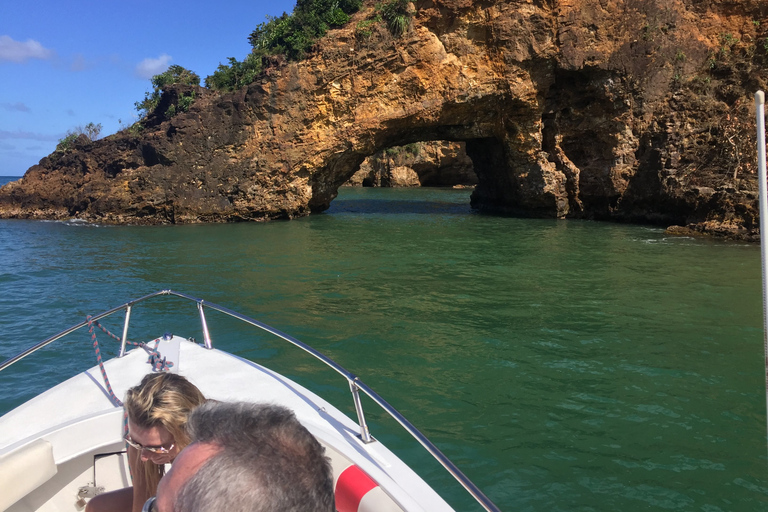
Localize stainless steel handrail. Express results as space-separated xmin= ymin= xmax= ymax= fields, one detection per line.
xmin=119 ymin=304 xmax=133 ymax=357
xmin=0 ymin=290 xmax=168 ymax=372
xmin=0 ymin=290 xmax=501 ymax=512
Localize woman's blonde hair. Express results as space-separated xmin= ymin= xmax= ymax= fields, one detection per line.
xmin=124 ymin=372 xmax=206 ymax=501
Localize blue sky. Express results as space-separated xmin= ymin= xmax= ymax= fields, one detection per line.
xmin=1 ymin=0 xmax=298 ymax=176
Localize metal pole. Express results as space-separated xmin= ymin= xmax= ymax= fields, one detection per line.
xmin=349 ymin=380 xmax=372 ymax=443
xmin=119 ymin=305 xmax=132 ymax=357
xmin=198 ymin=301 xmax=213 ymax=349
xmin=755 ymin=90 xmax=768 ymax=446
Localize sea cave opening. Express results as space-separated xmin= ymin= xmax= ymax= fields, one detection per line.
xmin=343 ymin=140 xmax=478 ymax=189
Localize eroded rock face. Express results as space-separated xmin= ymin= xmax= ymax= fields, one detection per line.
xmin=1 ymin=0 xmax=766 ymax=239
xmin=346 ymin=141 xmax=476 ymax=187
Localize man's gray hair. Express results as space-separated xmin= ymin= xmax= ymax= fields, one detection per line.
xmin=175 ymin=401 xmax=335 ymax=512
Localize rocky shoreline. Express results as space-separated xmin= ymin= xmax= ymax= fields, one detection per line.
xmin=1 ymin=0 xmax=766 ymax=240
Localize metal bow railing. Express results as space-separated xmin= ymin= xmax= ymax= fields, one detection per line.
xmin=0 ymin=289 xmax=501 ymax=512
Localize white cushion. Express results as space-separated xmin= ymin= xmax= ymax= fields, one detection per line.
xmin=0 ymin=439 xmax=57 ymax=510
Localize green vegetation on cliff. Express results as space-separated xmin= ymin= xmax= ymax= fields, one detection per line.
xmin=380 ymin=0 xmax=412 ymax=35
xmin=56 ymin=122 xmax=102 ymax=152
xmin=249 ymin=0 xmax=362 ymax=59
xmin=354 ymin=0 xmax=412 ymax=39
xmin=135 ymin=65 xmax=200 ymax=121
xmin=206 ymin=0 xmax=362 ymax=91
xmin=206 ymin=55 xmax=263 ymax=92
xmin=205 ymin=0 xmax=415 ymax=91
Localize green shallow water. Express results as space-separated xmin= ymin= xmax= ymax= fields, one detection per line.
xmin=0 ymin=183 xmax=766 ymax=511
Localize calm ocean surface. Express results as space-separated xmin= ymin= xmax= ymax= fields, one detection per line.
xmin=0 ymin=175 xmax=766 ymax=511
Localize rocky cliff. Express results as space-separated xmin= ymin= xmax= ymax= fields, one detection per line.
xmin=1 ymin=0 xmax=766 ymax=239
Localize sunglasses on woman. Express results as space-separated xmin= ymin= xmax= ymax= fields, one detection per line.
xmin=124 ymin=435 xmax=175 ymax=454
xmin=142 ymin=496 xmax=157 ymax=512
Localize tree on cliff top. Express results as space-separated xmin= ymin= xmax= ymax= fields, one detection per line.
xmin=248 ymin=0 xmax=361 ymax=59
xmin=206 ymin=54 xmax=262 ymax=92
xmin=206 ymin=0 xmax=362 ymax=91
xmin=135 ymin=65 xmax=200 ymax=120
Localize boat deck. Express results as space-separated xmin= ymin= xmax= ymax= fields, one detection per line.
xmin=0 ymin=336 xmax=451 ymax=511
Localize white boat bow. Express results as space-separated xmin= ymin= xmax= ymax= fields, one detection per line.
xmin=0 ymin=290 xmax=500 ymax=512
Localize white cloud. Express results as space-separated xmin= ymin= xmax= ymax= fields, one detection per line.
xmin=1 ymin=102 xmax=30 ymax=112
xmin=70 ymin=53 xmax=88 ymax=72
xmin=0 ymin=130 xmax=59 ymax=142
xmin=0 ymin=35 xmax=53 ymax=63
xmin=135 ymin=54 xmax=172 ymax=79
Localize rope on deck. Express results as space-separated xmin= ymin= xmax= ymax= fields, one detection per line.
xmin=86 ymin=316 xmax=174 ymax=408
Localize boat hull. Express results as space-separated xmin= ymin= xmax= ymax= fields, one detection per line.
xmin=0 ymin=336 xmax=452 ymax=511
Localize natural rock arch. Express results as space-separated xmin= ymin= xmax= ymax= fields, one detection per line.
xmin=1 ymin=0 xmax=766 ymax=239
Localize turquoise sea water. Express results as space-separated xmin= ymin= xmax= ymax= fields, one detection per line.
xmin=0 ymin=175 xmax=767 ymax=511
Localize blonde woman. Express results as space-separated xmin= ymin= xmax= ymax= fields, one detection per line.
xmin=86 ymin=372 xmax=206 ymax=512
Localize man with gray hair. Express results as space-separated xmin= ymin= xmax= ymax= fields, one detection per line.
xmin=148 ymin=401 xmax=335 ymax=512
